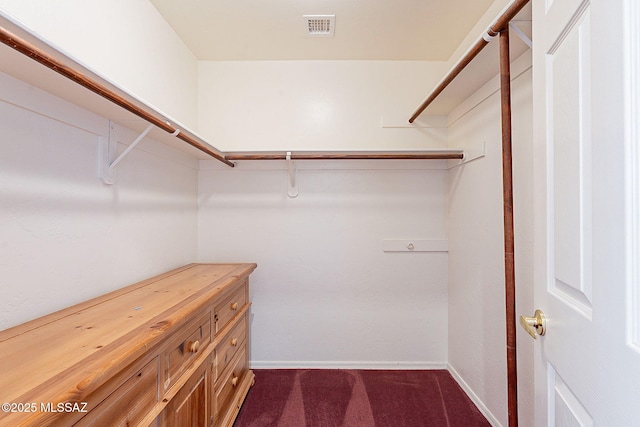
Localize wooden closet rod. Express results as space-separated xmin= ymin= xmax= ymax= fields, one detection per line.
xmin=225 ymin=151 xmax=464 ymax=161
xmin=0 ymin=25 xmax=234 ymax=168
xmin=499 ymin=29 xmax=518 ymax=427
xmin=408 ymin=0 xmax=530 ymax=123
xmin=407 ymin=1 xmax=530 ymax=425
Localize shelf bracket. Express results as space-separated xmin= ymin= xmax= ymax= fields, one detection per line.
xmin=286 ymin=151 xmax=299 ymax=198
xmin=101 ymin=122 xmax=154 ymax=184
xmin=448 ymin=142 xmax=486 ymax=169
xmin=509 ymin=22 xmax=532 ymax=48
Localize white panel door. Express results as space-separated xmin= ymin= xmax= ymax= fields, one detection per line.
xmin=531 ymin=0 xmax=640 ymax=425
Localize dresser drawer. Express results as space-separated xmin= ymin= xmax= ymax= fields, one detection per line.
xmin=214 ymin=281 xmax=247 ymax=334
xmin=162 ymin=358 xmax=209 ymax=427
xmin=214 ymin=314 xmax=247 ymax=382
xmin=214 ymin=346 xmax=248 ymax=421
xmin=163 ymin=311 xmax=211 ymax=391
xmin=76 ymin=357 xmax=158 ymax=427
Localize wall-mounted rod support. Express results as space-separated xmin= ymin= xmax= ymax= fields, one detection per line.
xmin=448 ymin=142 xmax=486 ymax=170
xmin=107 ymin=124 xmax=153 ymax=178
xmin=509 ymin=22 xmax=532 ymax=48
xmin=408 ymin=0 xmax=530 ymax=123
xmin=102 ymin=122 xmax=156 ymax=184
xmin=286 ymin=151 xmax=299 ymax=198
xmin=0 ymin=23 xmax=234 ymax=168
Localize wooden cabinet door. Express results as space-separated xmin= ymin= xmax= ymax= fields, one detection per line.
xmin=162 ymin=360 xmax=209 ymax=427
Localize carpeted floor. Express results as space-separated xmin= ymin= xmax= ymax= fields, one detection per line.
xmin=234 ymin=369 xmax=491 ymax=427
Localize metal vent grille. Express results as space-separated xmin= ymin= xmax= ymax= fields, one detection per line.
xmin=303 ymin=15 xmax=335 ymax=36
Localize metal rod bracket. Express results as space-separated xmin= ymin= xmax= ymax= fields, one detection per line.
xmin=509 ymin=22 xmax=532 ymax=48
xmin=483 ymin=29 xmax=498 ymax=42
xmin=286 ymin=151 xmax=299 ymax=198
xmin=101 ymin=122 xmax=154 ymax=185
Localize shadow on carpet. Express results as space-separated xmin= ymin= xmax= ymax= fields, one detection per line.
xmin=234 ymin=369 xmax=491 ymax=427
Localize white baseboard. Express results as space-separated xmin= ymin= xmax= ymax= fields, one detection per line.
xmin=250 ymin=360 xmax=448 ymax=370
xmin=447 ymin=363 xmax=503 ymax=427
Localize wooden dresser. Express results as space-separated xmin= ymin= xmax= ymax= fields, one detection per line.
xmin=0 ymin=263 xmax=257 ymax=427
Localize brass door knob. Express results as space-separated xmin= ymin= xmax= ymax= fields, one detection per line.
xmin=519 ymin=310 xmax=546 ymax=339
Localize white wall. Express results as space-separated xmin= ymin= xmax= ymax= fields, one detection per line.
xmin=198 ymin=160 xmax=449 ymax=368
xmin=446 ymin=53 xmax=533 ymax=426
xmin=194 ymin=0 xmax=517 ymax=153
xmin=197 ymin=59 xmax=453 ymax=368
xmin=0 ymin=0 xmax=199 ymax=130
xmin=0 ymin=71 xmax=199 ymax=330
xmin=198 ymin=61 xmax=449 ymax=151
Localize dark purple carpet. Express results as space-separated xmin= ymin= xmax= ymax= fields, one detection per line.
xmin=234 ymin=369 xmax=490 ymax=427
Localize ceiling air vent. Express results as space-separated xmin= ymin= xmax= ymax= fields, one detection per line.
xmin=303 ymin=15 xmax=335 ymax=37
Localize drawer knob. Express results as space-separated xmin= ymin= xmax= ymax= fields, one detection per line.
xmin=231 ymin=338 xmax=238 ymax=347
xmin=232 ymin=376 xmax=239 ymax=387
xmin=230 ymin=302 xmax=239 ymax=311
xmin=189 ymin=340 xmax=200 ymax=353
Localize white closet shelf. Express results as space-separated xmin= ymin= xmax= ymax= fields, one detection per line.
xmin=0 ymin=11 xmax=463 ymax=166
xmin=0 ymin=11 xmax=232 ymax=166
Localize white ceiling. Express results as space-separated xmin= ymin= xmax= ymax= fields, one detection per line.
xmin=149 ymin=0 xmax=496 ymax=61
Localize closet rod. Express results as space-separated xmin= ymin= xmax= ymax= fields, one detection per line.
xmin=0 ymin=25 xmax=234 ymax=168
xmin=499 ymin=29 xmax=518 ymax=427
xmin=408 ymin=0 xmax=530 ymax=123
xmin=225 ymin=151 xmax=464 ymax=161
